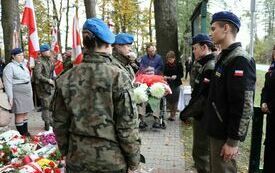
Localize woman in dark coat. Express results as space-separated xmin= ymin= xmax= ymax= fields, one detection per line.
xmin=261 ymin=45 xmax=275 ymax=173
xmin=164 ymin=51 xmax=183 ymax=121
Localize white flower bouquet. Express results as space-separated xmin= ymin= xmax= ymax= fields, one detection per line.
xmin=133 ymin=77 xmax=172 ymax=112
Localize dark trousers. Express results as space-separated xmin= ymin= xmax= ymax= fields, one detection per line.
xmin=263 ymin=114 xmax=275 ymax=173
xmin=193 ymin=119 xmax=210 ymax=173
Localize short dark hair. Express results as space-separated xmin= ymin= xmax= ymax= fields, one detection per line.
xmin=82 ymin=29 xmax=107 ymax=50
xmin=145 ymin=43 xmax=154 ymax=50
xmin=199 ymin=42 xmax=216 ymax=52
xmin=216 ymin=21 xmax=238 ymax=37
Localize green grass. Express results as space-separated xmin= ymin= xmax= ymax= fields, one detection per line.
xmin=182 ymin=70 xmax=266 ymax=172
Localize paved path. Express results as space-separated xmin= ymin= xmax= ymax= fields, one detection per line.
xmin=139 ymin=113 xmax=185 ymax=172
xmin=3 ymin=110 xmax=188 ymax=173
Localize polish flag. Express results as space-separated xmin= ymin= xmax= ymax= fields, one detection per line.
xmin=72 ymin=16 xmax=83 ymax=64
xmin=21 ymin=0 xmax=40 ymax=68
xmin=51 ymin=26 xmax=63 ymax=75
xmin=51 ymin=26 xmax=60 ymax=54
xmin=234 ymin=70 xmax=244 ymax=77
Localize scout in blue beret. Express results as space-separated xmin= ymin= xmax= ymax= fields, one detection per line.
xmin=83 ymin=17 xmax=115 ymax=44
xmin=11 ymin=48 xmax=23 ymax=56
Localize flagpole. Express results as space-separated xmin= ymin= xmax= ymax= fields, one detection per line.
xmin=75 ymin=0 xmax=78 ymax=17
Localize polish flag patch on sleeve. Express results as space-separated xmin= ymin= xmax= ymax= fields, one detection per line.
xmin=234 ymin=70 xmax=244 ymax=77
xmin=203 ymin=78 xmax=210 ymax=83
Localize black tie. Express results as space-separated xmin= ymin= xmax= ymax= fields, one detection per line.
xmin=19 ymin=64 xmax=24 ymax=70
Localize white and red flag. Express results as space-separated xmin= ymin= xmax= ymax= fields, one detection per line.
xmin=51 ymin=26 xmax=60 ymax=54
xmin=72 ymin=15 xmax=83 ymax=65
xmin=51 ymin=26 xmax=63 ymax=75
xmin=21 ymin=0 xmax=40 ymax=68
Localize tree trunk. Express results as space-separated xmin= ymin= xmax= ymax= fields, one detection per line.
xmin=101 ymin=0 xmax=106 ymax=20
xmin=84 ymin=0 xmax=96 ymax=18
xmin=148 ymin=0 xmax=153 ymax=43
xmin=154 ymin=0 xmax=179 ymax=60
xmin=1 ymin=0 xmax=20 ymax=63
xmin=65 ymin=0 xmax=70 ymax=49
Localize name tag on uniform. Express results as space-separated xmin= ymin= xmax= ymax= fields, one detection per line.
xmin=215 ymin=71 xmax=221 ymax=77
xmin=234 ymin=70 xmax=244 ymax=77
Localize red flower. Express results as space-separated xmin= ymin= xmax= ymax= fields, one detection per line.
xmin=11 ymin=147 xmax=17 ymax=153
xmin=49 ymin=161 xmax=55 ymax=168
xmin=44 ymin=168 xmax=52 ymax=173
xmin=54 ymin=168 xmax=61 ymax=173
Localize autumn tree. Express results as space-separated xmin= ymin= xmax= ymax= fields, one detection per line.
xmin=112 ymin=0 xmax=139 ymax=33
xmin=177 ymin=0 xmax=200 ymax=58
xmin=154 ymin=0 xmax=179 ymax=59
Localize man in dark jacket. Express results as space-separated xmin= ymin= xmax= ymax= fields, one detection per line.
xmin=206 ymin=11 xmax=256 ymax=173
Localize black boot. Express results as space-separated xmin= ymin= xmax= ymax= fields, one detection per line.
xmin=139 ymin=121 xmax=148 ymax=129
xmin=15 ymin=123 xmax=25 ymax=135
xmin=23 ymin=121 xmax=31 ymax=136
xmin=44 ymin=122 xmax=50 ymax=131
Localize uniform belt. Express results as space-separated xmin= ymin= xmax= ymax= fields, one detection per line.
xmin=15 ymin=81 xmax=29 ymax=85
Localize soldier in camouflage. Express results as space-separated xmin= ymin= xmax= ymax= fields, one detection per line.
xmin=34 ymin=44 xmax=55 ymax=131
xmin=112 ymin=33 xmax=136 ymax=81
xmin=52 ymin=18 xmax=141 ymax=173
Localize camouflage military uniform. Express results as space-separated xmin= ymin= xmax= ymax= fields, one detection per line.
xmin=33 ymin=56 xmax=55 ymax=125
xmin=190 ymin=60 xmax=202 ymax=89
xmin=52 ymin=52 xmax=141 ymax=173
xmin=112 ymin=51 xmax=135 ymax=81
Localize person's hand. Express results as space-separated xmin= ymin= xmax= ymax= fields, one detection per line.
xmin=220 ymin=143 xmax=239 ymax=161
xmin=164 ymin=76 xmax=170 ymax=80
xmin=48 ymin=79 xmax=55 ymax=86
xmin=9 ymin=99 xmax=13 ymax=108
xmin=171 ymin=75 xmax=177 ymax=80
xmin=261 ymin=103 xmax=269 ymax=113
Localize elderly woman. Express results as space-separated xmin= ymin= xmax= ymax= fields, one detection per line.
xmin=164 ymin=51 xmax=183 ymax=121
xmin=2 ymin=48 xmax=34 ymax=136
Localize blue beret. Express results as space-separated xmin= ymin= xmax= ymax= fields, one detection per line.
xmin=211 ymin=11 xmax=241 ymax=31
xmin=114 ymin=33 xmax=134 ymax=44
xmin=11 ymin=48 xmax=23 ymax=56
xmin=83 ymin=18 xmax=115 ymax=44
xmin=192 ymin=34 xmax=213 ymax=45
xmin=40 ymin=44 xmax=51 ymax=52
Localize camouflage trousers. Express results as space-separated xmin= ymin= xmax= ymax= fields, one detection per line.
xmin=40 ymin=97 xmax=53 ymax=124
